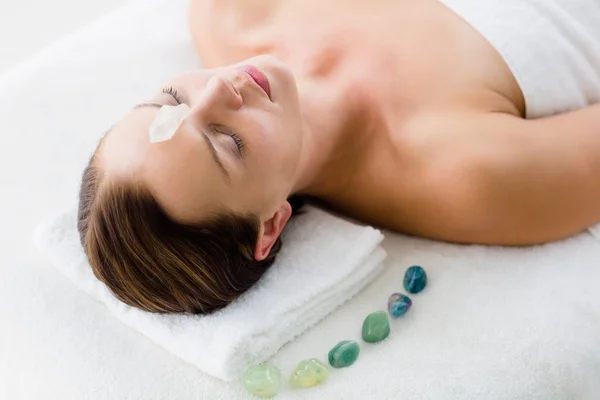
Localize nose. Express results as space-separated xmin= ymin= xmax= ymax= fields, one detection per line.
xmin=191 ymin=75 xmax=243 ymax=118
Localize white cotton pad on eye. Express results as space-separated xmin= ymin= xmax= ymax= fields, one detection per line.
xmin=149 ymin=103 xmax=191 ymax=143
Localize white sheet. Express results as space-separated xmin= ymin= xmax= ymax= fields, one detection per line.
xmin=2 ymin=0 xmax=600 ymax=398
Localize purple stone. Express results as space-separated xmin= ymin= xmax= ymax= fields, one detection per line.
xmin=388 ymin=293 xmax=412 ymax=319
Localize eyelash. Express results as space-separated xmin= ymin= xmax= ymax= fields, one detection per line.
xmin=161 ymin=86 xmax=184 ymax=104
xmin=212 ymin=125 xmax=245 ymax=153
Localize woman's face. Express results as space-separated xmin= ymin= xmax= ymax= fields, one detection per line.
xmin=99 ymin=55 xmax=305 ymax=223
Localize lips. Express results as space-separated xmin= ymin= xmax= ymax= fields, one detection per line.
xmin=238 ymin=65 xmax=272 ymax=100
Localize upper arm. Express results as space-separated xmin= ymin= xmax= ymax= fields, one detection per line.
xmin=404 ymin=106 xmax=600 ymax=245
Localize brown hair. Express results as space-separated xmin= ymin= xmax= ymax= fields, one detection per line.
xmin=77 ymin=152 xmax=302 ymax=314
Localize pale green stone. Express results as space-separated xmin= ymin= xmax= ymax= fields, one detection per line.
xmin=362 ymin=311 xmax=391 ymax=343
xmin=242 ymin=364 xmax=282 ymax=398
xmin=289 ymin=358 xmax=329 ymax=388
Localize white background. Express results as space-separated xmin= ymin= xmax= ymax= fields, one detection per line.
xmin=0 ymin=0 xmax=126 ymax=73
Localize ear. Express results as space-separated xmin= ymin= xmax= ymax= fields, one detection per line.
xmin=253 ymin=201 xmax=293 ymax=261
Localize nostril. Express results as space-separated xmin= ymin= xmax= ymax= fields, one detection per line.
xmin=226 ymin=78 xmax=241 ymax=96
xmin=226 ymin=79 xmax=244 ymax=108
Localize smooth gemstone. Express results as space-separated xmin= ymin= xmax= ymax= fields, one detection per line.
xmin=328 ymin=340 xmax=360 ymax=368
xmin=242 ymin=364 xmax=282 ymax=398
xmin=388 ymin=293 xmax=412 ymax=319
xmin=362 ymin=311 xmax=391 ymax=343
xmin=289 ymin=358 xmax=329 ymax=388
xmin=148 ymin=103 xmax=190 ymax=143
xmin=403 ymin=265 xmax=427 ymax=294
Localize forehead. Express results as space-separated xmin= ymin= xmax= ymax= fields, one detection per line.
xmin=98 ymin=107 xmax=157 ymax=180
xmin=98 ymin=106 xmax=226 ymax=222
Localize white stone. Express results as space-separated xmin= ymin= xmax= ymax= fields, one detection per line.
xmin=148 ymin=103 xmax=190 ymax=143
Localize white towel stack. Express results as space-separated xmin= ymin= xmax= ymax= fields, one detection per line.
xmin=33 ymin=205 xmax=386 ymax=381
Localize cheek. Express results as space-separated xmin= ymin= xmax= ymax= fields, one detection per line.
xmin=256 ymin=124 xmax=294 ymax=167
xmin=244 ymin=112 xmax=301 ymax=178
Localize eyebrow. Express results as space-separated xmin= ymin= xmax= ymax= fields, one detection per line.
xmin=134 ymin=102 xmax=163 ymax=109
xmin=200 ymin=132 xmax=231 ymax=183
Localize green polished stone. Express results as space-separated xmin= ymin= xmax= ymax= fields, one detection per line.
xmin=362 ymin=311 xmax=391 ymax=343
xmin=328 ymin=340 xmax=360 ymax=368
xmin=289 ymin=358 xmax=329 ymax=388
xmin=242 ymin=364 xmax=282 ymax=398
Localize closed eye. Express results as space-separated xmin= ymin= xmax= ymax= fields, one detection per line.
xmin=210 ymin=124 xmax=245 ymax=158
xmin=161 ymin=86 xmax=184 ymax=104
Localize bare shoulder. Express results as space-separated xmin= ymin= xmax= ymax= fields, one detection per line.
xmin=342 ymin=109 xmax=520 ymax=241
xmin=382 ymin=111 xmax=497 ymax=241
xmin=380 ymin=106 xmax=600 ymax=244
xmin=328 ymin=109 xmax=493 ymax=241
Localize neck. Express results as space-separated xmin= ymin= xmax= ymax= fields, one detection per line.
xmin=290 ymin=76 xmax=373 ymax=197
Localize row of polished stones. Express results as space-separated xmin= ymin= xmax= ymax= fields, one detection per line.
xmin=243 ymin=265 xmax=428 ymax=397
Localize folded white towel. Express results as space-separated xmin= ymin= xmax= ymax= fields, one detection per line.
xmin=32 ymin=204 xmax=386 ymax=381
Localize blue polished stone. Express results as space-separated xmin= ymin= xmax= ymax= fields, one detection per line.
xmin=403 ymin=266 xmax=427 ymax=294
xmin=388 ymin=293 xmax=412 ymax=318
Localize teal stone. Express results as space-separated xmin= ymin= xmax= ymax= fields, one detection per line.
xmin=388 ymin=293 xmax=412 ymax=319
xmin=361 ymin=311 xmax=390 ymax=343
xmin=242 ymin=364 xmax=282 ymax=398
xmin=328 ymin=340 xmax=360 ymax=368
xmin=289 ymin=358 xmax=329 ymax=388
xmin=403 ymin=265 xmax=427 ymax=294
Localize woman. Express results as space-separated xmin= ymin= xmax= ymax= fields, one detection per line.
xmin=78 ymin=0 xmax=600 ymax=314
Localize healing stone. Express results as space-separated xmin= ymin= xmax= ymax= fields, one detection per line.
xmin=388 ymin=293 xmax=412 ymax=319
xmin=148 ymin=103 xmax=190 ymax=143
xmin=289 ymin=358 xmax=329 ymax=388
xmin=403 ymin=265 xmax=427 ymax=294
xmin=242 ymin=364 xmax=282 ymax=398
xmin=362 ymin=311 xmax=391 ymax=343
xmin=328 ymin=340 xmax=360 ymax=368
